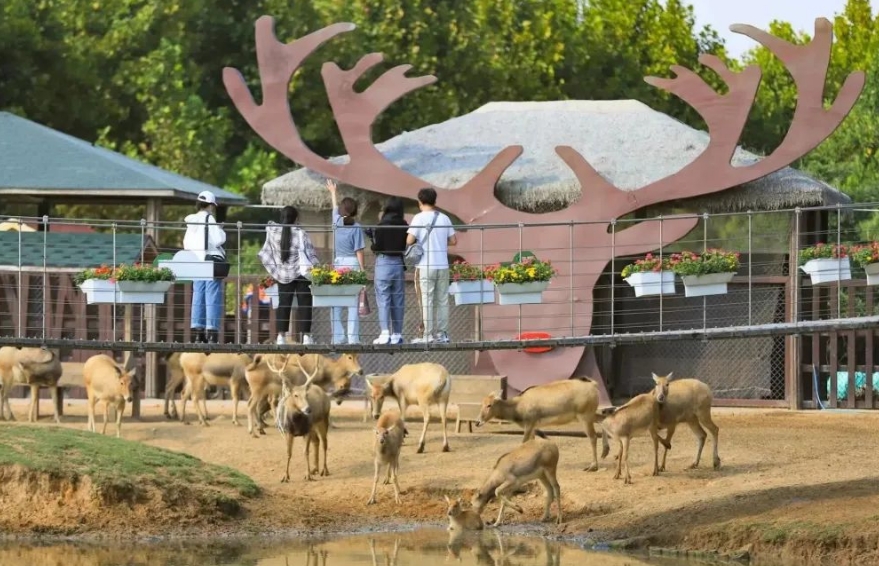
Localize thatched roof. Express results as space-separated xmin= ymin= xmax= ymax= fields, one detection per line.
xmin=262 ymin=100 xmax=849 ymax=213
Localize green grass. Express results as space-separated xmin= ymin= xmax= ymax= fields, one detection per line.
xmin=0 ymin=425 xmax=260 ymax=499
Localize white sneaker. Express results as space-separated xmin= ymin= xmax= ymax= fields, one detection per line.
xmin=302 ymin=334 xmax=314 ymax=345
xmin=390 ymin=333 xmax=403 ymax=345
xmin=412 ymin=335 xmax=433 ymax=344
xmin=275 ymin=333 xmax=286 ymax=345
xmin=373 ymin=332 xmax=390 ymax=345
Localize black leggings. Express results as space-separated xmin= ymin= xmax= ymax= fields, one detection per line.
xmin=276 ymin=277 xmax=313 ymax=337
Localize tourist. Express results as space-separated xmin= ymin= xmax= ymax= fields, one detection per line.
xmin=406 ymin=188 xmax=456 ymax=343
xmin=367 ymin=197 xmax=408 ymax=345
xmin=326 ymin=179 xmax=366 ymax=344
xmin=258 ymin=205 xmax=320 ymax=345
xmin=182 ymin=191 xmax=227 ymax=344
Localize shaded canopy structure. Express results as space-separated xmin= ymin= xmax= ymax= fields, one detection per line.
xmin=263 ymin=100 xmax=850 ymax=214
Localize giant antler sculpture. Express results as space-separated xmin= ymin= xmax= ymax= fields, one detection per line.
xmin=225 ymin=17 xmax=864 ymax=401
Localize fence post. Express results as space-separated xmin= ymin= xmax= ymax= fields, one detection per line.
xmin=569 ymin=221 xmax=575 ymax=337
xmin=610 ymin=219 xmax=616 ymax=336
xmin=747 ymin=210 xmax=753 ymax=326
xmin=41 ymin=215 xmax=48 ymax=343
xmin=17 ymin=217 xmax=23 ymax=338
xmin=658 ymin=216 xmax=664 ymax=332
xmin=788 ymin=208 xmax=803 ymax=410
xmin=142 ymin=217 xmax=157 ymax=401
xmin=702 ymin=212 xmax=708 ymax=332
xmin=236 ymin=221 xmax=243 ymax=346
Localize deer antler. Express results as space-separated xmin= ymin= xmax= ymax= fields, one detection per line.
xmin=555 ymin=17 xmax=864 ymax=221
xmin=224 ymin=16 xmax=522 ymax=203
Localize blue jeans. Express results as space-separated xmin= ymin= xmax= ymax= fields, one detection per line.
xmin=332 ymin=256 xmax=360 ymax=344
xmin=191 ymin=279 xmax=224 ymax=330
xmin=374 ymin=255 xmax=405 ymax=335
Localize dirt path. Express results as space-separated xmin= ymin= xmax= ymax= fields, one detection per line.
xmin=6 ymin=398 xmax=879 ymax=563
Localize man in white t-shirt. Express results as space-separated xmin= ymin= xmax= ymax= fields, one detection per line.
xmin=406 ymin=188 xmax=457 ymax=343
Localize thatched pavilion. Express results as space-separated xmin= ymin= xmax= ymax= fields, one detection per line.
xmin=261 ymin=100 xmax=850 ymax=406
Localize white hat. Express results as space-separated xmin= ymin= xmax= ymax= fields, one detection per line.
xmin=196 ymin=190 xmax=217 ymax=205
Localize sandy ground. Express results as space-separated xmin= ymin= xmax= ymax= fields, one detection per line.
xmin=5 ymin=396 xmax=879 ymax=563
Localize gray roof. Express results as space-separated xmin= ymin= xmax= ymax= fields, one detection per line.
xmin=0 ymin=112 xmax=248 ymax=206
xmin=0 ymin=232 xmax=156 ymax=268
xmin=263 ymin=100 xmax=849 ymax=213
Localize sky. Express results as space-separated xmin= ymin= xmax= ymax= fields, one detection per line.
xmin=685 ymin=0 xmax=869 ymax=59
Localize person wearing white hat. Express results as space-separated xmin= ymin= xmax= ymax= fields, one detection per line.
xmin=182 ymin=190 xmax=228 ymax=343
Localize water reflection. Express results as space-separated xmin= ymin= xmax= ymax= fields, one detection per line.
xmin=0 ymin=529 xmax=680 ymax=566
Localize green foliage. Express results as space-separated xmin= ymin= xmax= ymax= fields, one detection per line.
xmin=485 ymin=257 xmax=556 ymax=284
xmin=799 ymin=243 xmax=850 ymax=265
xmin=310 ymin=265 xmax=369 ymax=285
xmin=72 ymin=265 xmax=114 ymax=285
xmin=850 ymin=241 xmax=879 ymax=267
xmin=667 ymin=249 xmax=741 ymax=276
xmin=113 ymin=263 xmax=176 ymax=282
xmin=0 ymin=425 xmax=260 ymax=498
xmin=620 ymin=253 xmax=669 ymax=278
xmin=450 ymin=260 xmax=486 ymax=282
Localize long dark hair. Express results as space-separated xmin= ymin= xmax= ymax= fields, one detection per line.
xmin=382 ymin=197 xmax=404 ymax=219
xmin=338 ymin=197 xmax=358 ymax=226
xmin=279 ymin=206 xmax=299 ymax=264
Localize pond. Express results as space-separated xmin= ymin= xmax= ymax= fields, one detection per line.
xmin=0 ymin=528 xmax=742 ymax=566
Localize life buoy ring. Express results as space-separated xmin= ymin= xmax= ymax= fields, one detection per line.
xmin=515 ymin=332 xmax=553 ymax=354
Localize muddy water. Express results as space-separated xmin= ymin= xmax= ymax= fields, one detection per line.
xmin=0 ymin=528 xmax=716 ymax=566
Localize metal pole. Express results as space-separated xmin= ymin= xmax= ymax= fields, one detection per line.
xmin=610 ymin=219 xmax=616 ymax=336
xmin=659 ymin=216 xmax=664 ymax=332
xmin=747 ymin=210 xmax=753 ymax=326
xmin=703 ymin=212 xmax=708 ymax=332
xmin=793 ymin=208 xmax=801 ymax=326
xmin=17 ymin=218 xmax=22 ymax=338
xmin=236 ymin=221 xmax=243 ymax=345
xmin=569 ymin=221 xmax=574 ymax=336
xmin=836 ymin=203 xmax=842 ymax=319
xmin=517 ymin=223 xmax=523 ymax=337
xmin=478 ymin=227 xmax=485 ymax=343
xmin=112 ymin=222 xmax=117 ymax=339
xmin=41 ymin=215 xmax=48 ymax=341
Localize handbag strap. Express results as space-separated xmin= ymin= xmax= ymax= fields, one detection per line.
xmin=203 ymin=213 xmax=210 ymax=251
xmin=421 ymin=211 xmax=440 ymax=241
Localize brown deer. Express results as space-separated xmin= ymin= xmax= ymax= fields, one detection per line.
xmin=277 ymin=357 xmax=332 ymax=482
xmin=652 ymin=372 xmax=721 ymax=471
xmin=178 ymin=352 xmax=251 ymax=427
xmin=366 ymin=362 xmax=452 ymax=453
xmin=445 ymin=495 xmax=484 ymax=531
xmin=225 ymin=16 xmax=864 ymax=403
xmin=471 ymin=437 xmax=562 ymax=526
xmin=83 ymin=354 xmax=134 ymax=438
xmin=474 ymin=377 xmax=600 ymax=471
xmin=0 ymin=346 xmax=63 ymax=423
xmin=597 ymin=393 xmax=672 ymax=484
xmin=367 ymin=409 xmax=408 ymax=505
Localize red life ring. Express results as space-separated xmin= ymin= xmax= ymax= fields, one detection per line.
xmin=515 ymin=332 xmax=553 ymax=354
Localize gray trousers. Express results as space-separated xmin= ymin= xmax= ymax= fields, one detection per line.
xmin=417 ymin=268 xmax=450 ymax=337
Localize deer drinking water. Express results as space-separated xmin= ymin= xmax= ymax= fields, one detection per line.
xmin=475 ymin=377 xmax=600 ymax=471
xmin=652 ymin=372 xmax=721 ymax=471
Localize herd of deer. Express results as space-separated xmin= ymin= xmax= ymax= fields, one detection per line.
xmin=0 ymin=344 xmax=721 ymax=528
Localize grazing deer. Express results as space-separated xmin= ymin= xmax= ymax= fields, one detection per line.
xmin=445 ymin=495 xmax=484 ymax=531
xmin=475 ymin=377 xmax=600 ymax=471
xmin=0 ymin=346 xmax=63 ymax=423
xmin=367 ymin=410 xmax=408 ymax=505
xmin=277 ymin=357 xmax=331 ymax=481
xmin=651 ymin=372 xmax=721 ymax=471
xmin=597 ymin=393 xmax=672 ymax=484
xmin=471 ymin=437 xmax=562 ymax=526
xmin=366 ymin=362 xmax=452 ymax=453
xmin=83 ymin=354 xmax=134 ymax=438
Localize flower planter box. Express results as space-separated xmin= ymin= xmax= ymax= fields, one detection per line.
xmin=681 ymin=272 xmax=736 ymax=298
xmin=157 ymin=250 xmax=215 ymax=281
xmin=264 ymin=284 xmax=280 ymax=309
xmin=78 ymin=279 xmax=117 ymax=304
xmin=800 ymin=258 xmax=851 ymax=285
xmin=865 ymin=263 xmax=879 ymax=286
xmin=495 ymin=281 xmax=549 ymax=305
xmin=449 ymin=280 xmax=495 ymax=306
xmin=114 ymin=281 xmax=174 ymax=304
xmin=311 ymin=284 xmax=363 ymax=308
xmin=625 ymin=271 xmax=676 ymax=297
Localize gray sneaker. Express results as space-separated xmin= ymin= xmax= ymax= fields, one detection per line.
xmin=434 ymin=332 xmax=450 ymax=343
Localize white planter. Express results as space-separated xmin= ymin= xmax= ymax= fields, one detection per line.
xmin=157 ymin=250 xmax=215 ymax=281
xmin=311 ymin=284 xmax=363 ymax=308
xmin=78 ymin=279 xmax=116 ymax=304
xmin=625 ymin=271 xmax=676 ymax=297
xmin=265 ymin=284 xmax=280 ymax=309
xmin=449 ymin=280 xmax=495 ymax=305
xmin=495 ymin=281 xmax=549 ymax=305
xmin=800 ymin=258 xmax=851 ymax=285
xmin=865 ymin=263 xmax=879 ymax=286
xmin=114 ymin=281 xmax=174 ymax=304
xmin=681 ymin=272 xmax=736 ymax=298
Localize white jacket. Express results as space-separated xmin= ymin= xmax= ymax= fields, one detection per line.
xmin=182 ymin=210 xmax=227 ymax=260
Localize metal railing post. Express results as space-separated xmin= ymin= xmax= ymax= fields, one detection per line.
xmin=42 ymin=215 xmax=48 ymax=342
xmin=747 ymin=210 xmax=753 ymax=326
xmin=610 ymin=219 xmax=616 ymax=336
xmin=236 ymin=221 xmax=243 ymax=345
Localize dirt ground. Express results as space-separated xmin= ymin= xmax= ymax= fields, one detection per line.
xmin=5 ymin=396 xmax=879 ymax=564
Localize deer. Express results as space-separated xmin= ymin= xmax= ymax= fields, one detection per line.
xmin=469 ymin=437 xmax=562 ymax=527
xmin=445 ymin=495 xmax=484 ymax=531
xmin=82 ymin=354 xmax=134 ymax=438
xmin=0 ymin=346 xmax=63 ymax=423
xmin=277 ymin=356 xmax=332 ymax=482
xmin=366 ymin=362 xmax=452 ymax=453
xmin=177 ymin=352 xmax=251 ymax=427
xmin=367 ymin=409 xmax=408 ymax=505
xmin=597 ymin=392 xmax=673 ymax=485
xmin=225 ymin=16 xmax=864 ymax=405
xmin=651 ymin=372 xmax=721 ymax=471
xmin=474 ymin=377 xmax=601 ymax=471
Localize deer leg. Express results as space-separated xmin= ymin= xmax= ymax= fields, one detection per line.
xmin=28 ymin=385 xmax=38 ymax=422
xmin=246 ymin=397 xmax=259 ymax=438
xmin=439 ymin=399 xmax=450 ymax=452
xmin=521 ymin=422 xmax=536 ymax=442
xmin=101 ymin=399 xmax=110 ymax=435
xmin=649 ymin=426 xmax=663 ymax=477
xmin=493 ymin=480 xmax=524 ymax=527
xmin=319 ymin=421 xmax=330 ymax=476
xmin=194 ymin=385 xmax=209 ymax=427
xmin=391 ymin=455 xmax=402 ymax=504
xmin=579 ymin=414 xmax=599 ymax=471
xmin=613 ymin=439 xmax=623 ymax=480
xmin=231 ymin=380 xmax=240 ymax=426
xmin=547 ymin=469 xmax=563 ymax=525
xmin=367 ymin=459 xmax=380 ymax=505
xmin=180 ymin=381 xmax=191 ymax=425
xmin=659 ymin=422 xmax=678 ymax=472
xmin=86 ymin=393 xmax=96 ymax=433
xmin=416 ymin=402 xmax=430 ymax=454
xmin=49 ymin=386 xmax=60 ymax=424
xmin=698 ymin=410 xmax=721 ymax=470
xmin=281 ymin=433 xmax=293 ymax=482
xmin=683 ymin=417 xmax=707 ymax=469
xmin=538 ymin=477 xmax=553 ymax=522
xmin=383 ymin=462 xmax=392 ymax=485
xmin=1 ymin=389 xmax=15 ymax=422
xmin=115 ymin=399 xmax=125 ymax=438
xmin=304 ymin=432 xmax=315 ymax=481
xmin=621 ymin=436 xmax=633 ymax=484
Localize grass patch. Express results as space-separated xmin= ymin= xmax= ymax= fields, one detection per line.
xmin=0 ymin=425 xmax=260 ymax=498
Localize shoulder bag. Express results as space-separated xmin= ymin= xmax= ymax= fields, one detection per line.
xmin=403 ymin=211 xmax=439 ymax=268
xmin=204 ymin=215 xmax=230 ymax=279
